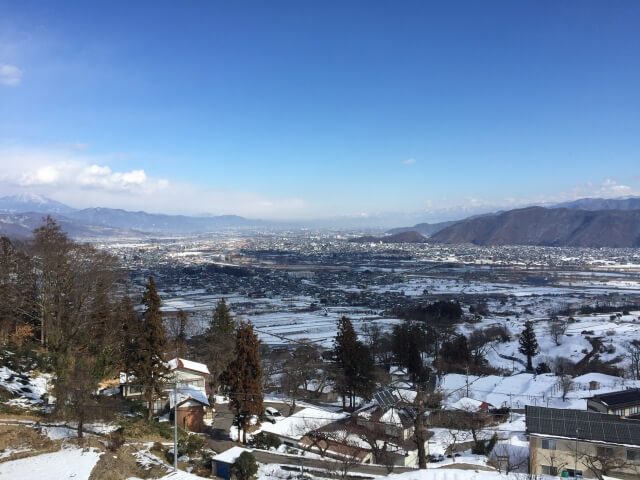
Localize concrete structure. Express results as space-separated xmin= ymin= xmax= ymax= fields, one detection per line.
xmin=587 ymin=388 xmax=640 ymax=416
xmin=527 ymin=406 xmax=640 ymax=479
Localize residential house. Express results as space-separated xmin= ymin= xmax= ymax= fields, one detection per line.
xmin=587 ymin=388 xmax=640 ymax=416
xmin=527 ymin=405 xmax=640 ymax=479
xmin=120 ymin=357 xmax=211 ymax=428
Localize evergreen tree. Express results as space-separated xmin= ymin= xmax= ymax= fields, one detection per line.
xmin=204 ymin=298 xmax=236 ymax=391
xmin=333 ymin=316 xmax=375 ymax=409
xmin=135 ymin=276 xmax=170 ymax=419
xmin=120 ymin=295 xmax=139 ymax=374
xmin=222 ymin=320 xmax=263 ymax=444
xmin=175 ymin=310 xmax=188 ymax=358
xmin=519 ymin=321 xmax=539 ymax=371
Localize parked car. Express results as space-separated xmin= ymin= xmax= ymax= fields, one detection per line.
xmin=265 ymin=407 xmax=283 ymax=423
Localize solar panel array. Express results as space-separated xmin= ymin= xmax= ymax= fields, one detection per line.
xmin=526 ymin=406 xmax=640 ymax=445
xmin=374 ymin=388 xmax=399 ymax=409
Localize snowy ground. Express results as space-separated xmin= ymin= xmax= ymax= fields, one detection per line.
xmin=0 ymin=445 xmax=102 ymax=480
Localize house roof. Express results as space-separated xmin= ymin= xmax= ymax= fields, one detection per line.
xmin=449 ymin=397 xmax=493 ymax=412
xmin=167 ymin=358 xmax=210 ymax=375
xmin=589 ymin=388 xmax=640 ymax=408
xmin=526 ymin=406 xmax=640 ymax=446
xmin=261 ymin=407 xmax=348 ymax=440
xmin=169 ymin=387 xmax=210 ymax=408
xmin=211 ymin=446 xmax=253 ymax=464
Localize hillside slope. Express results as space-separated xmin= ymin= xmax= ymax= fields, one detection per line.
xmin=429 ymin=207 xmax=640 ymax=247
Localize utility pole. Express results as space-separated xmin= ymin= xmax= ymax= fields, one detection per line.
xmin=174 ymin=383 xmax=178 ymax=472
xmin=574 ymin=427 xmax=579 ymax=477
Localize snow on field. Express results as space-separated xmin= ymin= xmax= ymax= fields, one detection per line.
xmin=0 ymin=445 xmax=102 ymax=480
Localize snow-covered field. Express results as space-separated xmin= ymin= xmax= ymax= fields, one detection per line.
xmin=0 ymin=445 xmax=102 ymax=479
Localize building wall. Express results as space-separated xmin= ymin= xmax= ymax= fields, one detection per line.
xmin=586 ymin=400 xmax=640 ymax=416
xmin=177 ymin=405 xmax=205 ymax=432
xmin=530 ymin=435 xmax=640 ymax=479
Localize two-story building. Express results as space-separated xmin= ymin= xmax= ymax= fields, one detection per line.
xmin=527 ymin=405 xmax=640 ymax=479
xmin=587 ymin=388 xmax=640 ymax=417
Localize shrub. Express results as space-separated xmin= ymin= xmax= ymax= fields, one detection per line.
xmin=254 ymin=432 xmax=281 ymax=450
xmin=107 ymin=429 xmax=125 ymax=451
xmin=232 ymin=452 xmax=258 ymax=480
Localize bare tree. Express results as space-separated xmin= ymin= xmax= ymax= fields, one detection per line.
xmin=490 ymin=443 xmax=530 ymax=474
xmin=627 ymin=340 xmax=640 ymax=380
xmin=580 ymin=447 xmax=627 ymax=480
xmin=549 ymin=317 xmax=568 ymax=346
xmin=557 ymin=374 xmax=574 ymax=401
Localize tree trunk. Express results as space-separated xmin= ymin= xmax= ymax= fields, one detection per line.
xmin=527 ymin=355 xmax=533 ymax=371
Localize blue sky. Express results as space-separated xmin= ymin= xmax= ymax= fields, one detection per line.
xmin=1 ymin=1 xmax=639 ymax=221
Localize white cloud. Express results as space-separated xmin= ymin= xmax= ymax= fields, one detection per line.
xmin=0 ymin=146 xmax=308 ymax=219
xmin=0 ymin=63 xmax=22 ymax=86
xmin=401 ymin=158 xmax=416 ymax=165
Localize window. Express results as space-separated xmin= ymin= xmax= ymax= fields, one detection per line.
xmin=631 ymin=406 xmax=639 ymax=415
xmin=566 ymin=469 xmax=583 ymax=478
xmin=597 ymin=446 xmax=614 ymax=457
xmin=627 ymin=449 xmax=640 ymax=462
xmin=541 ymin=439 xmax=556 ymax=450
xmin=541 ymin=465 xmax=558 ymax=476
xmin=614 ymin=408 xmax=624 ymax=416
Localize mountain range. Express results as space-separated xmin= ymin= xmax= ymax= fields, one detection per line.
xmin=0 ymin=194 xmax=262 ymax=239
xmin=1 ymin=194 xmax=640 ymax=246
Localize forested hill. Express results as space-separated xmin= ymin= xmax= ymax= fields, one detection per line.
xmin=429 ymin=207 xmax=640 ymax=248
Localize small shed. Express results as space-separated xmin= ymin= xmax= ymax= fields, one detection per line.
xmin=170 ymin=387 xmax=210 ymax=433
xmin=211 ymin=446 xmax=253 ymax=480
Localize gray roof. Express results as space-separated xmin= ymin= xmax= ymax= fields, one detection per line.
xmin=526 ymin=406 xmax=640 ymax=446
xmin=589 ymin=389 xmax=640 ymax=408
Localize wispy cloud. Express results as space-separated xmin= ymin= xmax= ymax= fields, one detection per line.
xmin=57 ymin=142 xmax=89 ymax=152
xmin=401 ymin=158 xmax=416 ymax=165
xmin=0 ymin=63 xmax=22 ymax=86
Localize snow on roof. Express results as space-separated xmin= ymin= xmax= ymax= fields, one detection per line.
xmin=211 ymin=446 xmax=253 ymax=464
xmin=379 ymin=407 xmax=404 ymax=427
xmin=169 ymin=387 xmax=210 ymax=408
xmin=261 ymin=407 xmax=348 ymax=440
xmin=449 ymin=397 xmax=492 ymax=412
xmin=167 ymin=358 xmax=210 ymax=375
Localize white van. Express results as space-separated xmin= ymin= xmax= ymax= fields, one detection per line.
xmin=265 ymin=406 xmax=283 ymax=423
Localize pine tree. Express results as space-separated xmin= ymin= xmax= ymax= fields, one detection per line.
xmin=136 ymin=276 xmax=169 ymax=419
xmin=519 ymin=321 xmax=539 ymax=371
xmin=222 ymin=320 xmax=263 ymax=443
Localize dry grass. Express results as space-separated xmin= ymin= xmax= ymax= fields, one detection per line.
xmin=0 ymin=424 xmax=61 ymax=462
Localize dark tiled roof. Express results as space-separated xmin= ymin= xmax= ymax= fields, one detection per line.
xmin=526 ymin=406 xmax=640 ymax=446
xmin=590 ymin=389 xmax=640 ymax=408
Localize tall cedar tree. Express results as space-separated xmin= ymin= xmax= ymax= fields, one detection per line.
xmin=222 ymin=320 xmax=263 ymax=444
xmin=175 ymin=310 xmax=188 ymax=358
xmin=205 ymin=298 xmax=236 ymax=391
xmin=519 ymin=321 xmax=539 ymax=371
xmin=333 ymin=316 xmax=375 ymax=410
xmin=136 ymin=276 xmax=170 ymax=419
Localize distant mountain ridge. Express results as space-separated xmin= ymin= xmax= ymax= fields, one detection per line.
xmin=387 ymin=220 xmax=457 ymax=236
xmin=429 ymin=206 xmax=640 ymax=247
xmin=0 ymin=194 xmax=77 ymax=214
xmin=0 ymin=194 xmax=261 ymax=238
xmin=555 ymin=196 xmax=640 ymax=211
xmin=350 ymin=231 xmax=428 ymax=244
